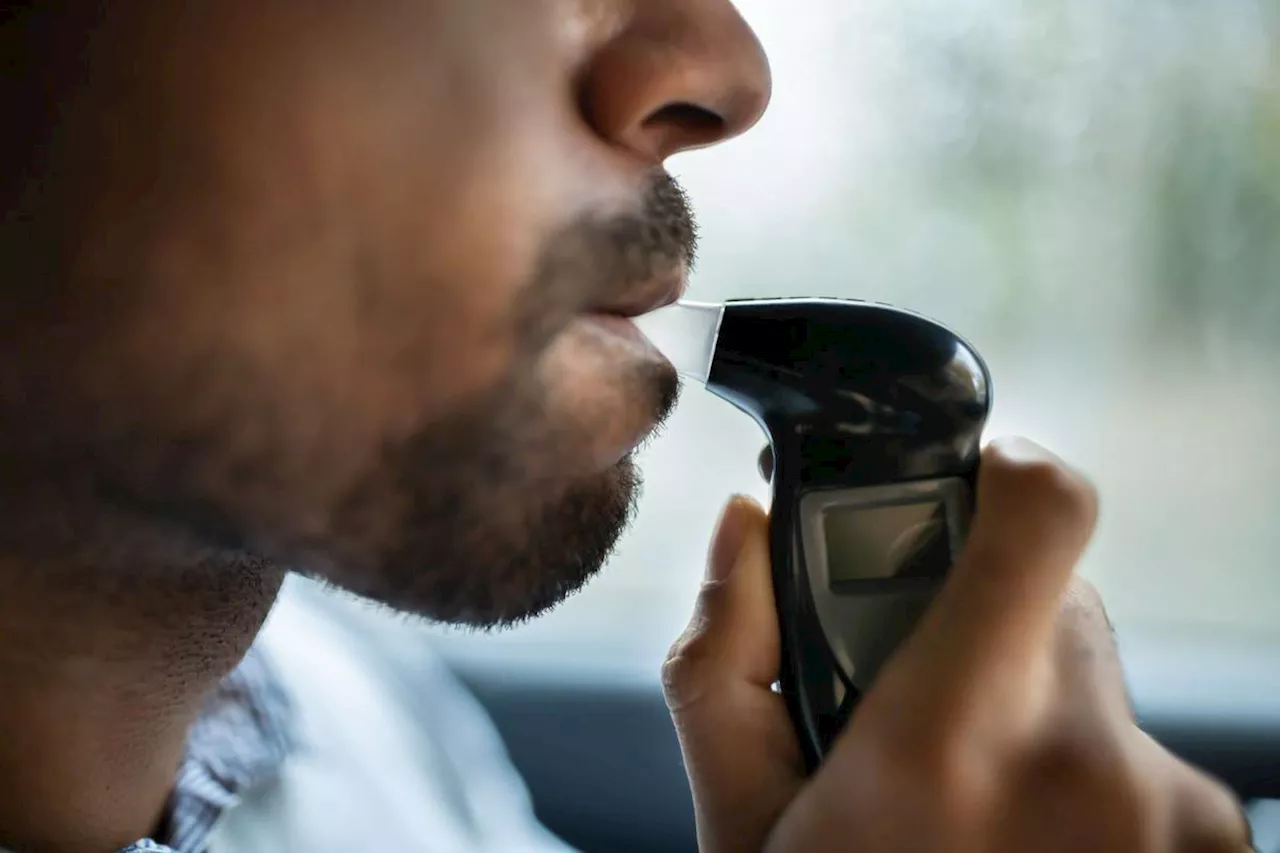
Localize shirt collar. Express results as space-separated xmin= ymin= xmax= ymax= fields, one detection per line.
xmin=117 ymin=644 xmax=296 ymax=853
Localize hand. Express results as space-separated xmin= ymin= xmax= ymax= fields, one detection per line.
xmin=663 ymin=437 xmax=1252 ymax=852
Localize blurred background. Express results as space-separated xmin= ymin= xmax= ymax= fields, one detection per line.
xmin=427 ymin=0 xmax=1280 ymax=676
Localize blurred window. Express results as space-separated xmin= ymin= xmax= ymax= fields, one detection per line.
xmin=430 ymin=0 xmax=1280 ymax=671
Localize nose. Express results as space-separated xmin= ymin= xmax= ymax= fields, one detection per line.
xmin=579 ymin=0 xmax=772 ymax=163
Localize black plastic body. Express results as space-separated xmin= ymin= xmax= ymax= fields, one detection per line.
xmin=706 ymin=298 xmax=993 ymax=771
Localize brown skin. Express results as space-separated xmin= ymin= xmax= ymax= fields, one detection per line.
xmin=0 ymin=3 xmax=1251 ymax=853
xmin=0 ymin=2 xmax=766 ymax=850
xmin=667 ymin=440 xmax=1254 ymax=852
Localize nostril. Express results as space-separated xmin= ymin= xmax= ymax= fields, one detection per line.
xmin=644 ymin=102 xmax=726 ymax=138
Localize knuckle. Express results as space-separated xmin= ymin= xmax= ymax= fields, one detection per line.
xmin=1027 ymin=729 xmax=1138 ymax=798
xmin=1174 ymin=770 xmax=1253 ymax=853
xmin=1065 ymin=576 xmax=1105 ymax=612
xmin=1020 ymin=730 xmax=1160 ymax=848
xmin=984 ymin=440 xmax=1099 ymax=535
xmin=661 ymin=623 xmax=716 ymax=711
xmin=661 ymin=581 xmax=731 ymax=711
xmin=1053 ymin=580 xmax=1131 ymax=707
xmin=1057 ymin=577 xmax=1113 ymax=638
xmin=659 ymin=654 xmax=699 ymax=712
xmin=1020 ymin=460 xmax=1095 ymax=524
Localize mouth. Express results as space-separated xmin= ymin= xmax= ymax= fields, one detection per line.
xmin=563 ymin=270 xmax=685 ymax=467
xmin=582 ymin=266 xmax=688 ymax=348
xmin=582 ymin=312 xmax=653 ymax=348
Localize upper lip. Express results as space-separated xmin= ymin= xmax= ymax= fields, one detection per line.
xmin=588 ymin=268 xmax=687 ymax=318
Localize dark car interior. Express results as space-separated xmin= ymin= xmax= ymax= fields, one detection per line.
xmin=451 ymin=634 xmax=1280 ymax=853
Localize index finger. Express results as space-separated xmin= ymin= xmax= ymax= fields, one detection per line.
xmin=868 ymin=438 xmax=1100 ymax=721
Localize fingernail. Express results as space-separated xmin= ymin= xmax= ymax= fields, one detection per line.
xmin=708 ymin=497 xmax=750 ymax=583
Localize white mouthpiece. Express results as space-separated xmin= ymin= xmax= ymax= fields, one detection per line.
xmin=633 ymin=300 xmax=725 ymax=385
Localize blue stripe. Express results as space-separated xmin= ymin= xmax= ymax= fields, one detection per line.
xmin=141 ymin=646 xmax=294 ymax=853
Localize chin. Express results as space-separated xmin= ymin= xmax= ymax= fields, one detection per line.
xmin=305 ymin=339 xmax=677 ymax=630
xmin=323 ymin=452 xmax=644 ymax=630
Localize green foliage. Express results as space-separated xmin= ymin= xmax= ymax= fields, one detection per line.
xmin=847 ymin=0 xmax=1280 ymax=351
xmin=1148 ymin=56 xmax=1280 ymax=347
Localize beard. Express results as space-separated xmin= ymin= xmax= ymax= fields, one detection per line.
xmin=0 ymin=172 xmax=692 ymax=630
xmin=318 ymin=361 xmax=678 ymax=628
xmin=300 ymin=175 xmax=692 ymax=627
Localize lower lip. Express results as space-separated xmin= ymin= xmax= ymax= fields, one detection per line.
xmin=580 ymin=313 xmax=675 ymax=375
xmin=586 ymin=313 xmax=651 ymax=346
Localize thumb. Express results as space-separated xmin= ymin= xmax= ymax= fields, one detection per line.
xmin=663 ymin=496 xmax=805 ymax=853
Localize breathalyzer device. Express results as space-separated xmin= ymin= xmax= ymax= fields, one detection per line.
xmin=636 ymin=298 xmax=993 ymax=772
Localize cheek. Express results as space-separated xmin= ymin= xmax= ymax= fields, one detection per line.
xmin=41 ymin=0 xmax=646 ymax=543
xmin=83 ymin=0 xmax=646 ymax=428
xmin=79 ymin=37 xmax=570 ymax=449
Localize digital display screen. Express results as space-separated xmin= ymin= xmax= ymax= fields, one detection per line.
xmin=823 ymin=501 xmax=951 ymax=585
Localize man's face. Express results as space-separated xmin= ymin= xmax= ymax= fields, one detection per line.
xmin=0 ymin=0 xmax=769 ymax=625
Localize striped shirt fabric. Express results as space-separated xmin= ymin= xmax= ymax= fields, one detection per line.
xmin=4 ymin=577 xmax=574 ymax=853
xmin=113 ymin=646 xmax=295 ymax=853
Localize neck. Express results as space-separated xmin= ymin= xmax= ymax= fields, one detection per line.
xmin=0 ymin=515 xmax=284 ymax=853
